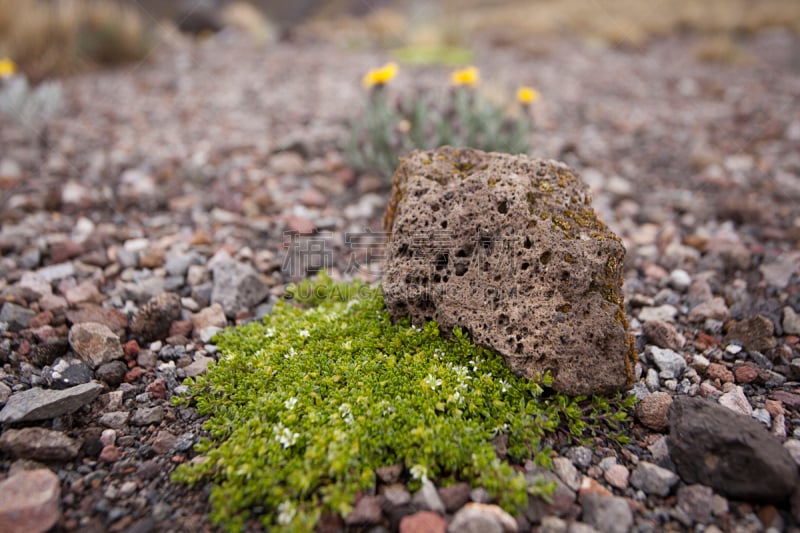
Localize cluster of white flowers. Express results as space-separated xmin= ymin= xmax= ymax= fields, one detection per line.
xmin=298 ymin=329 xmax=310 ymax=338
xmin=433 ymin=348 xmax=444 ymax=359
xmin=422 ymin=373 xmax=442 ymax=390
xmin=274 ymin=423 xmax=299 ymax=449
xmin=409 ymin=464 xmax=428 ymax=482
xmin=284 ymin=347 xmax=296 ymax=359
xmin=276 ymin=500 xmax=296 ymax=525
xmin=264 ymin=327 xmax=276 ymax=338
xmin=410 ymin=324 xmax=422 ymax=333
xmin=338 ymin=403 xmax=354 ymax=425
xmin=284 ymin=397 xmax=298 ymax=410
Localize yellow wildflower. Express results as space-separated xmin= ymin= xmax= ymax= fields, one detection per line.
xmin=451 ymin=66 xmax=479 ymax=88
xmin=0 ymin=58 xmax=17 ymax=78
xmin=517 ymin=86 xmax=540 ymax=105
xmin=362 ymin=62 xmax=399 ymax=89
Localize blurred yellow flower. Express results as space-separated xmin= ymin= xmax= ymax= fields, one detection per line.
xmin=451 ymin=66 xmax=479 ymax=88
xmin=517 ymin=86 xmax=540 ymax=105
xmin=362 ymin=62 xmax=399 ymax=89
xmin=0 ymin=58 xmax=17 ymax=78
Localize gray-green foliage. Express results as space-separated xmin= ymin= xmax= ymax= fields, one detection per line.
xmin=347 ymin=86 xmax=531 ymax=181
xmin=0 ymin=75 xmax=62 ymax=127
xmin=173 ymin=274 xmax=633 ymax=532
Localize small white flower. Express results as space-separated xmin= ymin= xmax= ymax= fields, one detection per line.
xmin=422 ymin=373 xmax=442 ymax=390
xmin=284 ymin=347 xmax=296 ymax=359
xmin=276 ymin=500 xmax=296 ymax=525
xmin=264 ymin=327 xmax=276 ymax=338
xmin=410 ymin=324 xmax=421 ymax=333
xmin=274 ymin=423 xmax=299 ymax=448
xmin=500 ymin=379 xmax=510 ymax=393
xmin=299 ymin=329 xmax=310 ymax=338
xmin=410 ymin=464 xmax=428 ymax=482
xmin=339 ymin=403 xmax=354 ymax=425
xmin=284 ymin=397 xmax=298 ymax=410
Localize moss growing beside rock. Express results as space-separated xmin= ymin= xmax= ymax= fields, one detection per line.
xmin=173 ymin=274 xmax=633 ymax=532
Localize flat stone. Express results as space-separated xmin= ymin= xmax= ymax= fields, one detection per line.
xmin=553 ymin=456 xmax=582 ymax=492
xmin=639 ymin=305 xmax=678 ymax=323
xmin=642 ymin=320 xmax=685 ymax=351
xmin=630 ymin=461 xmax=679 ymax=497
xmin=68 ymin=322 xmax=124 ymax=368
xmin=677 ymin=484 xmax=713 ymax=524
xmin=0 ymin=468 xmax=61 ymax=533
xmin=580 ymin=494 xmax=632 ymax=533
xmin=0 ymin=381 xmax=103 ymax=423
xmin=180 ymin=355 xmax=213 ymax=378
xmin=400 ymin=511 xmax=447 ymax=533
xmin=0 ymin=427 xmax=81 ymax=461
xmin=412 ymin=479 xmax=445 ymax=514
xmin=36 ymin=261 xmax=76 ymax=281
xmin=152 ymin=430 xmax=178 ymax=455
xmin=344 ymin=495 xmax=382 ymax=526
xmin=448 ymin=503 xmax=517 ymax=533
xmin=688 ymin=297 xmax=729 ymax=323
xmin=382 ymin=147 xmax=635 ymax=395
xmin=603 ymin=464 xmax=629 ymax=490
xmin=646 ymin=346 xmax=686 ymax=379
xmin=783 ymin=306 xmax=800 ymax=336
xmin=438 ymin=482 xmax=471 ymax=513
xmin=191 ymin=303 xmax=227 ymax=331
xmin=211 ymin=258 xmax=269 ymax=318
xmin=130 ymin=293 xmax=182 ymax=343
xmin=65 ymin=307 xmax=128 ymax=338
xmin=718 ymin=385 xmax=753 ymax=416
xmin=668 ymin=396 xmax=798 ymax=502
xmin=98 ymin=410 xmax=130 ymax=429
xmin=131 ymin=405 xmax=164 ymax=426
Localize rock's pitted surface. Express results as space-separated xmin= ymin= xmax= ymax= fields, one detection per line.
xmin=382 ymin=147 xmax=635 ymax=395
xmin=68 ymin=322 xmax=124 ymax=369
xmin=668 ymin=396 xmax=798 ymax=502
xmin=0 ymin=427 xmax=82 ymax=461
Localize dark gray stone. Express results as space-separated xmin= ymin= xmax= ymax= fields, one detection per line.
xmin=0 ymin=381 xmax=104 ymax=423
xmin=95 ymin=360 xmax=128 ymax=387
xmin=668 ymin=396 xmax=798 ymax=502
xmin=630 ymin=461 xmax=679 ymax=497
xmin=42 ymin=357 xmax=92 ymax=389
xmin=0 ymin=302 xmax=35 ymax=332
xmin=211 ymin=259 xmax=269 ymax=318
xmin=382 ymin=147 xmax=635 ymax=395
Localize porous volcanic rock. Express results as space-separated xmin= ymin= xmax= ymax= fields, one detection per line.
xmin=382 ymin=147 xmax=635 ymax=395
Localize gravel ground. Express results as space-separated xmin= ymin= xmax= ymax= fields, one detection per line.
xmin=1 ymin=26 xmax=799 ymax=533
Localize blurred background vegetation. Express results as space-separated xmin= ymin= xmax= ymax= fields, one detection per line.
xmin=2 ymin=0 xmax=799 ymax=81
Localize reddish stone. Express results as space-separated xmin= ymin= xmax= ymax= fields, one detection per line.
xmin=124 ymin=367 xmax=145 ymax=383
xmin=579 ymin=477 xmax=612 ymax=499
xmin=786 ymin=336 xmax=799 ymax=346
xmin=695 ymin=332 xmax=719 ymax=350
xmin=399 ymin=511 xmax=447 ymax=533
xmin=145 ymin=378 xmax=167 ymax=400
xmin=734 ymin=364 xmax=759 ymax=384
xmin=50 ymin=240 xmax=85 ymax=263
xmin=0 ymin=469 xmax=61 ymax=533
xmin=285 ymin=215 xmax=315 ymax=234
xmin=706 ymin=363 xmax=734 ymax=383
xmin=66 ymin=307 xmax=128 ymax=337
xmin=18 ymin=340 xmax=30 ymax=357
xmin=98 ymin=444 xmax=120 ymax=463
xmin=770 ymin=391 xmax=800 ymax=409
xmin=29 ymin=310 xmax=54 ymax=329
xmin=124 ymin=340 xmax=140 ymax=361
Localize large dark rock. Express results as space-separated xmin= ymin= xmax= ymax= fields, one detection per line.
xmin=130 ymin=293 xmax=182 ymax=343
xmin=382 ymin=147 xmax=635 ymax=395
xmin=668 ymin=396 xmax=798 ymax=502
